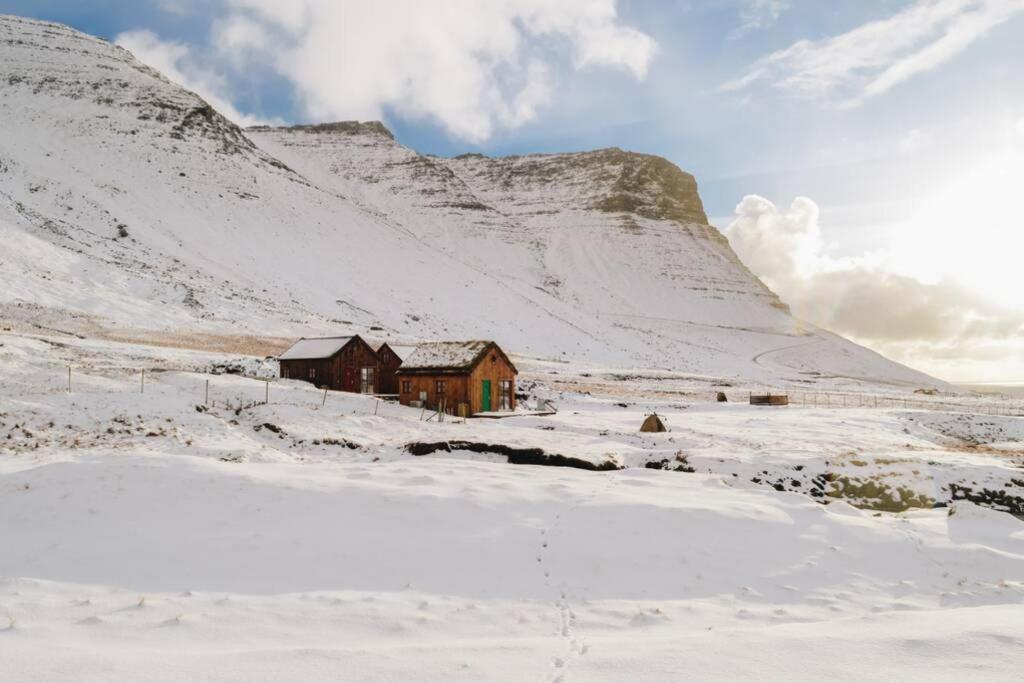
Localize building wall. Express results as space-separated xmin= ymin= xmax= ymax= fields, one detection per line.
xmin=280 ymin=357 xmax=343 ymax=389
xmin=396 ymin=373 xmax=470 ymax=413
xmin=468 ymin=349 xmax=516 ymax=413
xmin=376 ymin=344 xmax=403 ymax=395
xmin=336 ymin=339 xmax=381 ymax=393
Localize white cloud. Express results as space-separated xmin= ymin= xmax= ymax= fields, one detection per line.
xmin=722 ymin=0 xmax=1024 ymax=105
xmin=723 ymin=195 xmax=1024 ymax=378
xmin=730 ymin=0 xmax=788 ymax=38
xmin=898 ymin=128 xmax=934 ymax=154
xmin=115 ymin=29 xmax=276 ymax=127
xmin=215 ymin=0 xmax=657 ymax=141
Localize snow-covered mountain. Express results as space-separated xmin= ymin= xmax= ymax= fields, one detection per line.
xmin=0 ymin=14 xmax=941 ymax=387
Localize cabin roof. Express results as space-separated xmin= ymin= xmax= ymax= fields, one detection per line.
xmin=398 ymin=340 xmax=491 ymax=371
xmin=385 ymin=344 xmax=418 ymax=361
xmin=278 ymin=336 xmax=354 ymax=360
xmin=398 ymin=340 xmax=516 ymax=374
xmin=369 ymin=340 xmax=417 ymax=361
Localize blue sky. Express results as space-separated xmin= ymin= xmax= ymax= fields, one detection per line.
xmin=3 ymin=0 xmax=1023 ymax=380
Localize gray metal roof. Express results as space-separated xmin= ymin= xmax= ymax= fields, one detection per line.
xmin=278 ymin=336 xmax=353 ymax=360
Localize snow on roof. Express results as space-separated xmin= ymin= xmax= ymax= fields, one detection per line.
xmin=385 ymin=344 xmax=418 ymax=361
xmin=398 ymin=340 xmax=492 ymax=371
xmin=367 ymin=340 xmax=417 ymax=361
xmin=279 ymin=336 xmax=353 ymax=360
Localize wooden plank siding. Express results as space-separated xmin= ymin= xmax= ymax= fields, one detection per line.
xmin=375 ymin=343 xmax=403 ymax=395
xmin=468 ymin=349 xmax=516 ymax=413
xmin=396 ymin=374 xmax=471 ymax=413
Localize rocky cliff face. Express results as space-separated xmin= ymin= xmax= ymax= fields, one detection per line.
xmin=0 ymin=14 xmax=941 ymax=386
xmin=251 ymin=121 xmax=788 ymax=323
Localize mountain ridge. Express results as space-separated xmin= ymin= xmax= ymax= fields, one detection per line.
xmin=0 ymin=14 xmax=943 ymax=388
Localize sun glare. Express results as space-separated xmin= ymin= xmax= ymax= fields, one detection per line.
xmin=892 ymin=140 xmax=1024 ymax=310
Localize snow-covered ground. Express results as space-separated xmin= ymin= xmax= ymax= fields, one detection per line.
xmin=2 ymin=331 xmax=1023 ymax=680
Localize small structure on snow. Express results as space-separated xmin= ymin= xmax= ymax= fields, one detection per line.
xmin=749 ymin=393 xmax=788 ymax=406
xmin=640 ymin=413 xmax=667 ymax=432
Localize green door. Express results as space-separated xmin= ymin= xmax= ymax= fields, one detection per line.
xmin=481 ymin=379 xmax=491 ymax=412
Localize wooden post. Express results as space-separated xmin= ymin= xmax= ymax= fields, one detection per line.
xmin=67 ymin=366 xmax=71 ymax=393
xmin=141 ymin=369 xmax=145 ymax=394
xmin=205 ymin=379 xmax=209 ymax=405
xmin=322 ymin=387 xmax=328 ymax=407
xmin=265 ymin=380 xmax=269 ymax=404
xmin=374 ymin=399 xmax=379 ymax=416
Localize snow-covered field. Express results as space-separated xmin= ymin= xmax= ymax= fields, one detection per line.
xmin=2 ymin=332 xmax=1023 ymax=680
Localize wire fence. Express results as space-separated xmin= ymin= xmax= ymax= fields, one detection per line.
xmin=716 ymin=389 xmax=1024 ymax=417
xmin=22 ymin=365 xmax=1024 ymax=420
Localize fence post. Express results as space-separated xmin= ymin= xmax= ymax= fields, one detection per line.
xmin=205 ymin=379 xmax=209 ymax=406
xmin=141 ymin=369 xmax=145 ymax=394
xmin=265 ymin=380 xmax=269 ymax=405
xmin=322 ymin=387 xmax=328 ymax=407
xmin=67 ymin=366 xmax=71 ymax=393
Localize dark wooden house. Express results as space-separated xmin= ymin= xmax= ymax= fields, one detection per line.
xmin=396 ymin=341 xmax=517 ymax=415
xmin=371 ymin=341 xmax=417 ymax=396
xmin=278 ymin=335 xmax=381 ymax=393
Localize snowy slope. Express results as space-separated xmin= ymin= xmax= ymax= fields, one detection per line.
xmin=0 ymin=14 xmax=943 ymax=387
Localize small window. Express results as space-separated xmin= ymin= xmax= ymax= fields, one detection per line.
xmin=436 ymin=380 xmax=446 ymax=394
xmin=309 ymin=368 xmax=316 ymax=380
xmin=402 ymin=380 xmax=412 ymax=393
xmin=360 ymin=367 xmax=376 ymax=394
xmin=381 ymin=350 xmax=390 ymax=362
xmin=499 ymin=380 xmax=512 ymax=411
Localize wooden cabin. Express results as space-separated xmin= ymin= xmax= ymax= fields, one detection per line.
xmin=396 ymin=340 xmax=517 ymax=415
xmin=371 ymin=341 xmax=417 ymax=396
xmin=278 ymin=335 xmax=380 ymax=393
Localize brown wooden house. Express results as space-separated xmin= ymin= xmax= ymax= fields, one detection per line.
xmin=278 ymin=335 xmax=381 ymax=393
xmin=371 ymin=341 xmax=417 ymax=396
xmin=396 ymin=340 xmax=517 ymax=415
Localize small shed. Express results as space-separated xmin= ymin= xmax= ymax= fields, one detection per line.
xmin=640 ymin=414 xmax=667 ymax=432
xmin=278 ymin=335 xmax=380 ymax=393
xmin=396 ymin=340 xmax=517 ymax=416
xmin=749 ymin=393 xmax=789 ymax=406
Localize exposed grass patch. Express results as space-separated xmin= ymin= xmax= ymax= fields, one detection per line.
xmin=827 ymin=475 xmax=934 ymax=512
